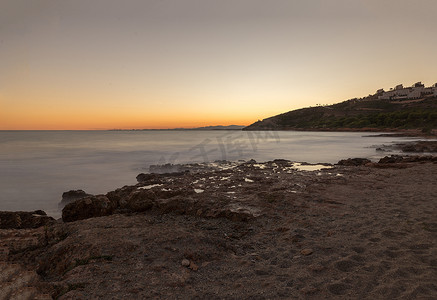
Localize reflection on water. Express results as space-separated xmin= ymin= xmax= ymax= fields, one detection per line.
xmin=292 ymin=163 xmax=333 ymax=172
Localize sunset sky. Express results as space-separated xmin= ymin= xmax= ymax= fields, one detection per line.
xmin=1 ymin=0 xmax=437 ymax=130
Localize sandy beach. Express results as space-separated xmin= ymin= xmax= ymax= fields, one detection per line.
xmin=1 ymin=156 xmax=436 ymax=299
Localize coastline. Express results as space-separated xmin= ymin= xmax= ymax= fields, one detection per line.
xmin=1 ymin=154 xmax=437 ymax=299
xmin=243 ymin=127 xmax=437 ymax=138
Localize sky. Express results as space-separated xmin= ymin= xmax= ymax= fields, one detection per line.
xmin=1 ymin=0 xmax=437 ymax=130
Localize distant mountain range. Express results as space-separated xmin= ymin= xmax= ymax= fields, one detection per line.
xmin=244 ymin=89 xmax=437 ymax=132
xmin=187 ymin=125 xmax=245 ymax=130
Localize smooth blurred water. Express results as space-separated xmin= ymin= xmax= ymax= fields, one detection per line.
xmin=0 ymin=130 xmax=417 ymax=217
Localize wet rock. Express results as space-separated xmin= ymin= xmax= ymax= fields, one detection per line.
xmin=154 ymin=188 xmax=195 ymax=199
xmin=402 ymin=155 xmax=437 ymax=163
xmin=149 ymin=164 xmax=184 ymax=174
xmin=0 ymin=211 xmax=54 ymax=229
xmin=377 ymin=141 xmax=437 ymax=153
xmin=272 ymin=159 xmax=291 ymax=166
xmin=378 ymin=155 xmax=404 ymax=164
xmin=399 ymin=141 xmax=437 ymax=153
xmin=337 ymin=158 xmax=371 ymax=166
xmin=62 ymin=195 xmax=116 ymax=222
xmin=136 ymin=173 xmax=163 ymax=183
xmin=59 ymin=190 xmax=92 ymax=209
xmin=136 ymin=171 xmax=189 ymax=183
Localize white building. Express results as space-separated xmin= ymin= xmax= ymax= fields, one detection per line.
xmin=395 ymin=88 xmax=409 ymax=97
xmin=408 ymin=89 xmax=421 ymax=99
xmin=379 ymin=90 xmax=395 ymax=100
xmin=377 ymin=82 xmax=436 ymax=100
xmin=422 ymin=87 xmax=434 ymax=96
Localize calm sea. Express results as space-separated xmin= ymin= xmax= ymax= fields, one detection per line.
xmin=0 ymin=130 xmax=416 ymax=217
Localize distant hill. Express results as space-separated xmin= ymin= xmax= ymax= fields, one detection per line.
xmin=244 ymin=95 xmax=437 ymax=132
xmin=189 ymin=125 xmax=245 ymax=130
xmin=110 ymin=125 xmax=245 ymax=131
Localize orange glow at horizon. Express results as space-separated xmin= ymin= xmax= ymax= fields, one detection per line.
xmin=0 ymin=97 xmax=258 ymax=130
xmin=1 ymin=0 xmax=437 ymax=130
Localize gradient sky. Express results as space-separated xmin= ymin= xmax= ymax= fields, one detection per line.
xmin=1 ymin=0 xmax=437 ymax=129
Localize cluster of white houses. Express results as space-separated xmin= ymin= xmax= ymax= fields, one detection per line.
xmin=377 ymin=82 xmax=437 ymax=100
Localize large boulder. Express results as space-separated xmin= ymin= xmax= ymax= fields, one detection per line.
xmin=378 ymin=155 xmax=437 ymax=164
xmin=124 ymin=190 xmax=156 ymax=212
xmin=122 ymin=187 xmax=196 ymax=213
xmin=378 ymin=155 xmax=404 ymax=164
xmin=0 ymin=210 xmax=54 ymax=229
xmin=62 ymin=195 xmax=116 ymax=222
xmin=136 ymin=171 xmax=189 ymax=183
xmin=59 ymin=189 xmax=93 ymax=209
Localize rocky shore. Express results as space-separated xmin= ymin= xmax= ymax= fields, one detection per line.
xmin=1 ymin=154 xmax=437 ymax=299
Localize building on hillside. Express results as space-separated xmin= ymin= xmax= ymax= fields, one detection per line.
xmin=377 ymin=82 xmax=436 ymax=100
xmin=408 ymin=89 xmax=422 ymax=99
xmin=393 ymin=88 xmax=409 ymax=100
xmin=413 ymin=82 xmax=425 ymax=88
xmin=376 ymin=88 xmax=384 ymax=94
xmin=422 ymin=87 xmax=434 ymax=96
xmin=379 ymin=90 xmax=394 ymax=100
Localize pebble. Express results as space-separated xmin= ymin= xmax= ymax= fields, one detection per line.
xmin=189 ymin=261 xmax=199 ymax=271
xmin=181 ymin=259 xmax=190 ymax=267
xmin=301 ymin=249 xmax=313 ymax=256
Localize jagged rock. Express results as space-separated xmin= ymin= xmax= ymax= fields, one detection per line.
xmin=124 ymin=190 xmax=156 ymax=212
xmin=243 ymin=159 xmax=257 ymax=165
xmin=399 ymin=141 xmax=437 ymax=153
xmin=106 ymin=186 xmax=137 ymax=208
xmin=124 ymin=188 xmax=196 ymax=213
xmin=59 ymin=190 xmax=93 ymax=209
xmin=154 ymin=196 xmax=200 ymax=215
xmin=0 ymin=211 xmax=54 ymax=229
xmin=62 ymin=195 xmax=116 ymax=222
xmin=337 ymin=158 xmax=371 ymax=166
xmin=0 ymin=262 xmax=51 ymax=300
xmin=272 ymin=159 xmax=291 ymax=166
xmin=136 ymin=171 xmax=189 ymax=183
xmin=213 ymin=204 xmax=261 ymax=222
xmin=378 ymin=155 xmax=404 ymax=164
xmin=149 ymin=164 xmax=183 ymax=174
xmin=136 ymin=173 xmax=162 ymax=183
xmin=403 ymin=155 xmax=437 ymax=162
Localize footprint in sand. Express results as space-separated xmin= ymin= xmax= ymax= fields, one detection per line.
xmin=328 ymin=282 xmax=350 ymax=295
xmin=334 ymin=259 xmax=358 ymax=272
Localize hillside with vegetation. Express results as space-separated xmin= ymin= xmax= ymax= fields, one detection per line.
xmin=244 ymin=95 xmax=437 ymax=132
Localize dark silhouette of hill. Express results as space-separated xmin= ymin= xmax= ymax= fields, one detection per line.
xmin=244 ymin=96 xmax=437 ymax=132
